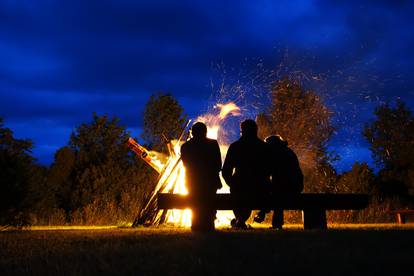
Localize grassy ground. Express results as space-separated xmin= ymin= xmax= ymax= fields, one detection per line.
xmin=1 ymin=224 xmax=414 ymax=275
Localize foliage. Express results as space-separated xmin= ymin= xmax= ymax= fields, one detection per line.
xmin=327 ymin=195 xmax=411 ymax=224
xmin=257 ymin=77 xmax=336 ymax=192
xmin=364 ymin=101 xmax=414 ymax=169
xmin=141 ymin=93 xmax=187 ymax=152
xmin=70 ymin=113 xmax=134 ymax=169
xmin=364 ymin=101 xmax=414 ymax=195
xmin=328 ymin=160 xmax=410 ymax=224
xmin=0 ymin=117 xmax=35 ymax=224
xmin=265 ymin=77 xmax=334 ymax=167
xmin=335 ymin=162 xmax=375 ymax=194
xmin=22 ymin=114 xmax=157 ymax=225
xmin=67 ymin=113 xmax=157 ymax=224
xmin=303 ymin=164 xmax=338 ymax=193
xmin=47 ymin=147 xmax=76 ymax=211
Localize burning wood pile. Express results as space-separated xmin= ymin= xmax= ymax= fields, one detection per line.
xmin=127 ymin=102 xmax=241 ymax=227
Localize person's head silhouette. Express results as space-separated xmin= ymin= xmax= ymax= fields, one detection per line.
xmin=191 ymin=122 xmax=207 ymax=139
xmin=265 ymin=135 xmax=288 ymax=147
xmin=240 ymin=119 xmax=258 ymax=138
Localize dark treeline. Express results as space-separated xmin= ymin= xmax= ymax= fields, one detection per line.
xmin=1 ymin=82 xmax=413 ymax=226
xmin=0 ymin=93 xmax=186 ymax=226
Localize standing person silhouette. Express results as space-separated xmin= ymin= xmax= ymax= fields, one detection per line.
xmin=254 ymin=135 xmax=304 ymax=229
xmin=222 ymin=119 xmax=271 ymax=229
xmin=181 ymin=122 xmax=222 ymax=232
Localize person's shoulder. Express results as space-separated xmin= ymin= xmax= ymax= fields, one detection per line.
xmin=286 ymin=146 xmax=298 ymax=157
xmin=257 ymin=138 xmax=268 ymax=148
xmin=205 ymin=138 xmax=220 ymax=148
xmin=224 ymin=140 xmax=240 ymax=153
xmin=229 ymin=139 xmax=242 ymax=148
xmin=282 ymin=146 xmax=298 ymax=161
xmin=182 ymin=139 xmax=191 ymax=146
xmin=206 ymin=138 xmax=218 ymax=144
xmin=181 ymin=139 xmax=193 ymax=150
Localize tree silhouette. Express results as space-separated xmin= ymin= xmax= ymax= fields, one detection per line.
xmin=44 ymin=147 xmax=76 ymax=212
xmin=68 ymin=113 xmax=157 ymax=214
xmin=24 ymin=113 xmax=157 ymax=225
xmin=0 ymin=117 xmax=34 ymax=224
xmin=141 ymin=93 xmax=187 ymax=152
xmin=257 ymin=77 xmax=336 ymax=192
xmin=364 ymin=101 xmax=414 ymax=195
xmin=336 ymin=162 xmax=375 ymax=194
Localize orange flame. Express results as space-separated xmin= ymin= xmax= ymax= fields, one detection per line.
xmin=156 ymin=102 xmax=241 ymax=227
xmin=217 ymin=102 xmax=241 ymax=120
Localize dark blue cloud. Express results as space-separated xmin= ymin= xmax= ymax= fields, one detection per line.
xmin=1 ymin=0 xmax=413 ymax=171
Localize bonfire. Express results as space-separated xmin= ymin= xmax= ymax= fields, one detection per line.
xmin=127 ymin=102 xmax=241 ymax=227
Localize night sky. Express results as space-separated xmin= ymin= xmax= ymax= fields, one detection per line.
xmin=1 ymin=1 xmax=413 ymax=172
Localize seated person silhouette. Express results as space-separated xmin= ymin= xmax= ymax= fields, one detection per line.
xmin=254 ymin=135 xmax=304 ymax=229
xmin=222 ymin=119 xmax=271 ymax=229
xmin=181 ymin=122 xmax=222 ymax=232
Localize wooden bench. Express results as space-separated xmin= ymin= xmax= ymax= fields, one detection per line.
xmin=157 ymin=193 xmax=369 ymax=230
xmin=391 ymin=209 xmax=414 ymax=224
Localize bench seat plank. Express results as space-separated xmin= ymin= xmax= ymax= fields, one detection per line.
xmin=157 ymin=193 xmax=368 ymax=211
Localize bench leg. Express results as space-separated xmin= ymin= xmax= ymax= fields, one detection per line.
xmin=396 ymin=213 xmax=406 ymax=224
xmin=303 ymin=209 xmax=327 ymax=230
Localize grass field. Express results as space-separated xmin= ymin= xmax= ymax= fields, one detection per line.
xmin=1 ymin=224 xmax=414 ymax=275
